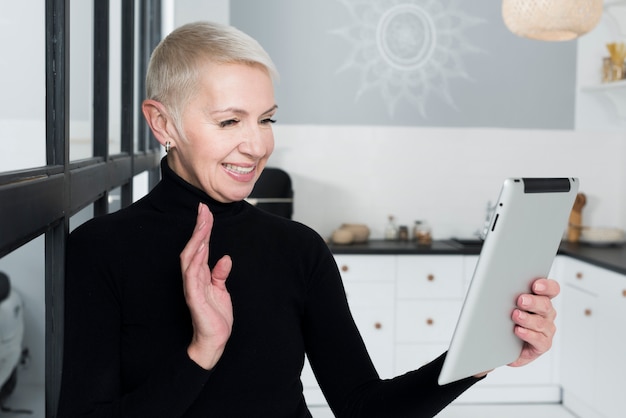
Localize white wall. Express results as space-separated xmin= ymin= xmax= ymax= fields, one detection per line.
xmin=174 ymin=0 xmax=229 ymax=26
xmin=271 ymin=125 xmax=625 ymax=240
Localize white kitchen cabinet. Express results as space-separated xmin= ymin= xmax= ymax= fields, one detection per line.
xmin=394 ymin=255 xmax=464 ymax=374
xmin=396 ymin=255 xmax=465 ymax=299
xmin=454 ymin=257 xmax=560 ymax=404
xmin=335 ymin=255 xmax=396 ymax=378
xmin=395 ymin=254 xmax=558 ymax=403
xmin=560 ymin=283 xmax=598 ymax=414
xmin=304 ymin=252 xmax=563 ymax=408
xmin=592 ymin=266 xmax=626 ymax=418
xmin=462 ymin=255 xmax=479 ymax=292
xmin=560 ymin=257 xmax=626 ymax=418
xmin=395 ymin=299 xmax=462 ymax=345
xmin=302 ymin=255 xmax=395 ymax=406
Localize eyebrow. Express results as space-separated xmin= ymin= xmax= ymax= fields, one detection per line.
xmin=210 ymin=104 xmax=278 ymax=117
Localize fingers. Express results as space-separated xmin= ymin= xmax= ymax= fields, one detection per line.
xmin=530 ymin=277 xmax=560 ymax=299
xmin=180 ymin=203 xmax=213 ymax=273
xmin=509 ymin=278 xmax=560 ymax=367
xmin=516 ymin=277 xmax=560 ymax=317
xmin=516 ymin=293 xmax=556 ymax=321
xmin=212 ymin=255 xmax=232 ymax=288
xmin=512 ymin=307 xmax=555 ymax=347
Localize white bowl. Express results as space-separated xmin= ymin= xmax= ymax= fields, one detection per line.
xmin=580 ymin=227 xmax=625 ymax=244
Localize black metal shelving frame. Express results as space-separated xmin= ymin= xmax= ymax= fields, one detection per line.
xmin=0 ymin=0 xmax=162 ymax=415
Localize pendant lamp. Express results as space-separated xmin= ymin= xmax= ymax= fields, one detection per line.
xmin=502 ymin=0 xmax=604 ymax=41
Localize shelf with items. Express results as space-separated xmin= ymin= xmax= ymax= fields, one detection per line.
xmin=576 ymin=1 xmax=626 ymax=124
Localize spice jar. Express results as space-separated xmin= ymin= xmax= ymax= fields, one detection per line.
xmin=413 ymin=221 xmax=432 ymax=245
xmin=385 ymin=215 xmax=398 ymax=240
xmin=398 ymin=225 xmax=409 ymax=241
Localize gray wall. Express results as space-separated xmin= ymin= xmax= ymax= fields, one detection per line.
xmin=231 ymin=0 xmax=576 ymax=129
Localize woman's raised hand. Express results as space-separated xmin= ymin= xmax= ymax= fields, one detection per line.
xmin=180 ymin=203 xmax=234 ymax=370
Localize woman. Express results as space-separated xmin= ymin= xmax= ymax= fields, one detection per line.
xmin=57 ymin=21 xmax=559 ymax=417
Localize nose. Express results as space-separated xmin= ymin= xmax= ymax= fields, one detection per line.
xmin=239 ymin=124 xmax=272 ymax=159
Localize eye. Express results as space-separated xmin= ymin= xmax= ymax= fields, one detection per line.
xmin=219 ymin=119 xmax=239 ymax=128
xmin=261 ymin=118 xmax=277 ymax=125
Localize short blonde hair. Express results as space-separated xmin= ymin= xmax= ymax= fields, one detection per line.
xmin=146 ymin=21 xmax=279 ymax=133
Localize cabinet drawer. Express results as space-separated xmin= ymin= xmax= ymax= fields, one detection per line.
xmin=334 ymin=255 xmax=395 ymax=282
xmin=352 ymin=307 xmax=395 ymax=378
xmin=396 ymin=255 xmax=464 ymax=298
xmin=396 ymin=300 xmax=462 ymax=343
xmin=561 ymin=283 xmax=598 ymax=407
xmin=344 ymin=282 xmax=394 ymax=309
xmin=560 ymin=257 xmax=602 ymax=294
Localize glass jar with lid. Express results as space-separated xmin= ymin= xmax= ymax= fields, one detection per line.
xmin=413 ymin=220 xmax=432 ymax=245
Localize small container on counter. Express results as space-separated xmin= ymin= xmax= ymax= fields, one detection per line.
xmin=385 ymin=215 xmax=398 ymax=240
xmin=398 ymin=225 xmax=409 ymax=241
xmin=413 ymin=220 xmax=432 ymax=245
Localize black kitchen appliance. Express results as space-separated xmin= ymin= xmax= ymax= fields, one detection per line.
xmin=247 ymin=167 xmax=293 ymax=219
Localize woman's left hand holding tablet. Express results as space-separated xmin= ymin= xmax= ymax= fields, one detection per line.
xmin=508 ymin=277 xmax=560 ymax=368
xmin=180 ymin=203 xmax=234 ymax=370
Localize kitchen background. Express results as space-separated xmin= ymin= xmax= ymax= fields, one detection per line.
xmin=0 ymin=0 xmax=625 ymax=414
xmin=201 ymin=0 xmax=624 ymax=241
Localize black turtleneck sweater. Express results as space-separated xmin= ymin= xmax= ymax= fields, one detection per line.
xmin=57 ymin=158 xmax=480 ymax=417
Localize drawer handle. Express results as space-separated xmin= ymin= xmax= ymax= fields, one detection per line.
xmin=341 ymin=265 xmax=349 ymax=273
xmin=426 ymin=318 xmax=434 ymax=326
xmin=576 ymin=272 xmax=583 ymax=280
xmin=374 ymin=322 xmax=382 ymax=330
xmin=584 ymin=309 xmax=592 ymax=317
xmin=623 ymin=289 xmax=626 ymax=298
xmin=427 ymin=274 xmax=435 ymax=282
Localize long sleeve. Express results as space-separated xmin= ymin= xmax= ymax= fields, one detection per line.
xmin=57 ymin=220 xmax=213 ymax=417
xmin=301 ymin=242 xmax=480 ymax=417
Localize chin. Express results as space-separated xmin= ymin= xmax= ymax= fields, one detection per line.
xmin=229 ymin=188 xmax=255 ymax=203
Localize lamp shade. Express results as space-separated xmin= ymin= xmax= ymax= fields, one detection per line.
xmin=502 ymin=0 xmax=604 ymax=41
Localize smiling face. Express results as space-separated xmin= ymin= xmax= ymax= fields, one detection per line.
xmin=166 ymin=62 xmax=277 ymax=203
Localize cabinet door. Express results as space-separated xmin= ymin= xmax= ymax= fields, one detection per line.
xmin=344 ymin=281 xmax=395 ymax=378
xmin=395 ymin=299 xmax=462 ymax=343
xmin=302 ymin=305 xmax=395 ymax=403
xmin=396 ymin=255 xmax=464 ymax=299
xmin=560 ymin=283 xmax=597 ymax=409
xmin=594 ymin=272 xmax=626 ymax=418
xmin=351 ymin=306 xmax=395 ymax=378
xmin=303 ymin=255 xmax=396 ymax=406
xmin=344 ymin=282 xmax=394 ymax=309
xmin=334 ymin=255 xmax=395 ymax=283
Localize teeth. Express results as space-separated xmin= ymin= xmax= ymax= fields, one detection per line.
xmin=224 ymin=164 xmax=254 ymax=174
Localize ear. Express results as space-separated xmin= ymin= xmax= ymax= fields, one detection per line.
xmin=142 ymin=99 xmax=178 ymax=148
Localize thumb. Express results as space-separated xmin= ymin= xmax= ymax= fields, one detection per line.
xmin=212 ymin=255 xmax=232 ymax=289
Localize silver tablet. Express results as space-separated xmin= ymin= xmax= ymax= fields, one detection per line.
xmin=438 ymin=177 xmax=579 ymax=385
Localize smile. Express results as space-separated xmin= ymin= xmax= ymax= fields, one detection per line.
xmin=223 ymin=163 xmax=255 ymax=175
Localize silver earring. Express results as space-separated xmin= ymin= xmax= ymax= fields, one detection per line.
xmin=165 ymin=141 xmax=171 ymax=153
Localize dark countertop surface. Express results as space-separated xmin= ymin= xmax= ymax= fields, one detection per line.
xmin=327 ymin=239 xmax=626 ymax=276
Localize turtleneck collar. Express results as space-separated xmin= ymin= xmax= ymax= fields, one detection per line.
xmin=151 ymin=157 xmax=247 ymax=219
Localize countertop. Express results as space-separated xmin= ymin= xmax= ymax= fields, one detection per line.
xmin=327 ymin=239 xmax=626 ymax=276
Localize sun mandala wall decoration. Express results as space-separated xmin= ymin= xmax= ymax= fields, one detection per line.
xmin=230 ymin=0 xmax=577 ymax=129
xmin=332 ymin=0 xmax=487 ymax=117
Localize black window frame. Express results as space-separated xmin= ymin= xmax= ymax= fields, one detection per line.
xmin=0 ymin=0 xmax=162 ymax=415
